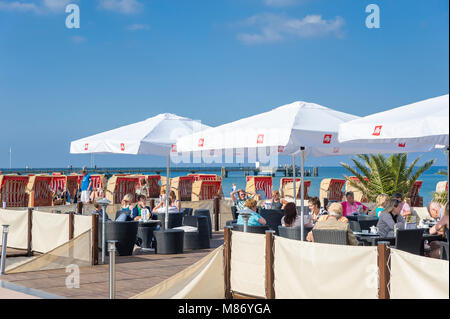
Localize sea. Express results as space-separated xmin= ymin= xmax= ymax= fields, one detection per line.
xmin=161 ymin=166 xmax=447 ymax=205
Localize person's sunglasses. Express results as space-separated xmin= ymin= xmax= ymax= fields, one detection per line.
xmin=394 ymin=199 xmax=401 ymax=207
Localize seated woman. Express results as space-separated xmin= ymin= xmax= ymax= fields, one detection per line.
xmin=153 ymin=191 xmax=181 ymax=213
xmin=376 ymin=198 xmax=406 ymax=237
xmin=236 ymin=199 xmax=267 ymax=226
xmin=269 ymin=190 xmax=288 ymax=210
xmin=428 ymin=202 xmax=449 ymax=259
xmin=307 ymin=203 xmax=358 ymax=245
xmin=375 ymin=193 xmax=390 ymax=218
xmin=131 ymin=194 xmax=152 ymax=221
xmin=341 ymin=191 xmax=368 ymax=217
xmin=281 ymin=202 xmax=302 ymax=227
xmin=308 ymin=196 xmax=327 ymax=225
xmin=116 ymin=193 xmax=135 ymax=221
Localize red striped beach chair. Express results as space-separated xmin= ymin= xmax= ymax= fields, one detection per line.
xmin=0 ymin=175 xmax=29 ymax=208
xmin=246 ymin=176 xmax=273 ymax=200
xmin=280 ymin=178 xmax=311 ymax=200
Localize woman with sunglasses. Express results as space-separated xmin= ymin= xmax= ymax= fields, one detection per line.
xmin=376 ymin=198 xmax=406 ymax=237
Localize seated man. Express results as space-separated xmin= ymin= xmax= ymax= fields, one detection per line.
xmin=92 ymin=202 xmax=110 ymax=221
xmin=307 ymin=202 xmax=357 ymax=245
xmin=427 ymin=202 xmax=443 ymax=222
xmin=231 ymin=189 xmax=256 ymax=211
xmin=341 ymin=191 xmax=367 ymax=217
xmin=131 ymin=195 xmax=152 ymax=221
xmin=428 ymin=202 xmax=449 ymax=259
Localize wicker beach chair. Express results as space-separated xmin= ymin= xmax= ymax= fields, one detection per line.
xmin=232 ymin=224 xmax=269 ymax=234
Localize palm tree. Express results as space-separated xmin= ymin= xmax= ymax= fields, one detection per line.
xmin=340 ymin=153 xmax=434 ymax=202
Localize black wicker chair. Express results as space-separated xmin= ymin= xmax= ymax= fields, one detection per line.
xmin=232 ymin=224 xmax=269 ymax=234
xmin=152 ymin=212 xmax=183 ymax=230
xmin=174 ymin=215 xmax=210 ymax=250
xmin=115 ymin=210 xmax=131 ymax=221
xmin=154 ymin=229 xmax=184 ymax=254
xmin=349 ymin=220 xmax=361 ymax=232
xmin=231 ymin=206 xmax=239 ymax=220
xmin=395 ymin=229 xmax=424 ymax=255
xmin=194 ymin=209 xmax=212 ymax=238
xmin=259 ymin=209 xmax=283 ymax=235
xmin=440 ymin=242 xmax=449 ymax=260
xmin=98 ymin=220 xmax=139 ymax=256
xmin=181 ymin=207 xmax=193 ymax=217
xmin=312 ymin=229 xmax=348 ymax=245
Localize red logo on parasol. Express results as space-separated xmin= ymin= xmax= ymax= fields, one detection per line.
xmin=323 ymin=134 xmax=332 ymax=144
xmin=120 ymin=143 xmax=125 ymax=151
xmin=257 ymin=134 xmax=264 ymax=144
xmin=373 ymin=125 xmax=382 ymax=136
xmin=198 ymin=138 xmax=204 ymax=148
xmin=171 ymin=144 xmax=177 ymax=152
xmin=84 ymin=143 xmax=89 ymax=151
xmin=398 ymin=143 xmax=406 ymax=148
xmin=278 ymin=146 xmax=284 ymax=153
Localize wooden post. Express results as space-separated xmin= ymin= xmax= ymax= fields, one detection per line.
xmin=92 ymin=213 xmax=99 ymax=266
xmin=265 ymin=230 xmax=275 ymax=299
xmin=213 ymin=196 xmax=220 ymax=231
xmin=68 ymin=212 xmax=74 ymax=240
xmin=378 ymin=242 xmax=391 ymax=299
xmin=27 ymin=208 xmax=33 ymax=257
xmin=77 ymin=201 xmax=83 ymax=215
xmin=224 ymin=226 xmax=232 ymax=299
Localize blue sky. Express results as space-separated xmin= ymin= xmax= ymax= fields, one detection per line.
xmin=0 ymin=0 xmax=448 ymax=168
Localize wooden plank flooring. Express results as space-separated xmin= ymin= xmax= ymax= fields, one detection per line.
xmin=0 ymin=232 xmax=224 ymax=299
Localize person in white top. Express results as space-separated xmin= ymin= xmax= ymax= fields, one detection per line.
xmin=153 ymin=190 xmax=181 ymax=213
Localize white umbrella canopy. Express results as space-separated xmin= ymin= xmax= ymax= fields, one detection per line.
xmin=338 ymin=94 xmax=449 ymax=204
xmin=70 ymin=113 xmax=210 ymax=155
xmin=70 ymin=113 xmax=211 ymax=236
xmin=338 ymin=94 xmax=449 ymax=146
xmin=176 ymin=100 xmax=440 ymax=240
xmin=176 ymin=101 xmax=434 ymax=156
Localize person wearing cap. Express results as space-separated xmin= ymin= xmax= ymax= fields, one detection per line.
xmin=376 ymin=198 xmax=406 ymax=237
xmin=392 ymin=192 xmax=411 ymax=217
xmin=80 ymin=167 xmax=92 ymax=204
xmin=307 ymin=202 xmax=358 ymax=245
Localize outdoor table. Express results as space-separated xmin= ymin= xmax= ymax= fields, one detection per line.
xmin=356 ymin=233 xmax=445 ymax=253
xmin=137 ymin=220 xmax=161 ymax=249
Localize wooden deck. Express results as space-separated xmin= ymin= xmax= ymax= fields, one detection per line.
xmin=0 ymin=232 xmax=224 ymax=299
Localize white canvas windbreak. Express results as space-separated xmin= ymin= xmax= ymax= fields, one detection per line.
xmin=390 ymin=248 xmax=449 ymax=299
xmin=0 ymin=209 xmax=28 ymax=250
xmin=32 ymin=211 xmax=69 ymax=253
xmin=273 ymin=236 xmax=379 ymax=299
xmin=74 ymin=215 xmax=92 ymax=238
xmin=132 ymin=246 xmax=224 ymax=299
xmin=230 ymin=231 xmax=266 ymax=298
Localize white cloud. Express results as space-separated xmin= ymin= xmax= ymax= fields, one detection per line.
xmin=237 ymin=13 xmax=345 ymax=45
xmin=0 ymin=1 xmax=40 ymax=13
xmin=98 ymin=0 xmax=143 ymax=14
xmin=71 ymin=35 xmax=86 ymax=43
xmin=0 ymin=0 xmax=76 ymax=14
xmin=126 ymin=23 xmax=150 ymax=31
